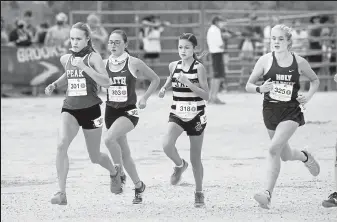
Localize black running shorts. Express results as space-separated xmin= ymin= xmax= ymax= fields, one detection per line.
xmin=169 ymin=110 xmax=207 ymax=136
xmin=262 ymin=101 xmax=305 ymax=131
xmin=61 ymin=103 xmax=103 ymax=130
xmin=105 ymin=104 xmax=139 ymax=129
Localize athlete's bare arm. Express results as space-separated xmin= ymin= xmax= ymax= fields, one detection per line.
xmin=296 ymin=55 xmax=320 ymax=103
xmin=131 ymin=57 xmax=160 ymax=101
xmin=83 ymin=52 xmax=111 ymax=88
xmin=185 ymin=63 xmax=209 ymax=101
xmin=162 ymin=61 xmax=178 ymax=90
xmin=246 ymin=54 xmax=273 ymax=93
xmin=52 ymin=54 xmax=71 ymax=88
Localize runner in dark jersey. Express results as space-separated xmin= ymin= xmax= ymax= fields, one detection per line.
xmin=245 ymin=24 xmax=320 ymax=209
xmin=322 ymin=75 xmax=337 ymax=208
xmin=103 ymin=29 xmax=160 ymax=204
xmin=158 ymin=33 xmax=209 ymax=207
xmin=45 ymin=22 xmax=118 ymax=205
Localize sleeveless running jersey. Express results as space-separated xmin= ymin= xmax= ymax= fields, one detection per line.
xmin=62 ymin=53 xmax=102 ymax=110
xmin=170 ymin=60 xmax=205 ymax=120
xmin=105 ymin=57 xmax=137 ymax=109
xmin=263 ymin=52 xmax=301 ymax=103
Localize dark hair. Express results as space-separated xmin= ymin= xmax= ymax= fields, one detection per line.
xmin=179 ymin=33 xmax=207 ymax=63
xmin=211 ymin=16 xmax=224 ymax=25
xmin=24 ymin=10 xmax=32 ymax=17
xmin=110 ymin=29 xmax=129 ymax=54
xmin=72 ymin=22 xmax=95 ymax=52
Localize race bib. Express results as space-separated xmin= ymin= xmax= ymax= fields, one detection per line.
xmin=176 ymin=101 xmax=198 ymax=118
xmin=108 ymin=86 xmax=128 ymax=102
xmin=92 ymin=116 xmax=103 ymax=128
xmin=269 ymin=83 xmax=293 ymax=102
xmin=126 ymin=108 xmax=139 ymax=117
xmin=68 ymin=78 xmax=87 ymax=96
xmin=200 ymin=114 xmax=207 ymax=125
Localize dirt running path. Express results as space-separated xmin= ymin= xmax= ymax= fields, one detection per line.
xmin=1 ymin=92 xmax=337 ymax=222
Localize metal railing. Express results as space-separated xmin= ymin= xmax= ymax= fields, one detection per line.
xmin=69 ymin=9 xmax=337 ymax=91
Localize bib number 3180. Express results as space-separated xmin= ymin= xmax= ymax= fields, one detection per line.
xmin=176 ymin=102 xmax=198 ymax=118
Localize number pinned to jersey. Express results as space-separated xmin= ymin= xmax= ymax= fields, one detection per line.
xmin=68 ymin=78 xmax=87 ymax=96
xmin=269 ymin=83 xmax=293 ymax=102
xmin=126 ymin=109 xmax=139 ymax=117
xmin=92 ymin=116 xmax=103 ymax=128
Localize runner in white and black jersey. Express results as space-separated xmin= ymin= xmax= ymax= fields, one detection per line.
xmin=158 ymin=33 xmax=209 ymax=208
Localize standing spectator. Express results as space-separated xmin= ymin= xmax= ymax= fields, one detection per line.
xmin=44 ymin=12 xmax=70 ymax=47
xmin=308 ymin=15 xmax=323 ymax=75
xmin=238 ymin=14 xmax=262 ymax=88
xmin=320 ymin=25 xmax=332 ymax=77
xmin=23 ymin=10 xmax=37 ymax=43
xmin=291 ymin=19 xmax=309 ymax=57
xmin=9 ymin=19 xmax=32 ymax=47
xmin=206 ymin=16 xmax=226 ymax=104
xmin=139 ymin=15 xmax=170 ymax=88
xmin=1 ymin=16 xmax=9 ymax=45
xmin=87 ymin=13 xmax=108 ymax=58
xmin=263 ymin=16 xmax=279 ymax=54
xmin=35 ymin=22 xmax=49 ymax=45
xmin=140 ymin=15 xmax=170 ymax=69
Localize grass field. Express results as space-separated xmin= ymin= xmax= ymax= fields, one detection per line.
xmin=1 ymin=91 xmax=337 ymax=222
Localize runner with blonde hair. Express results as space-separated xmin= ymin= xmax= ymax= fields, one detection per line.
xmin=245 ymin=24 xmax=320 ymax=209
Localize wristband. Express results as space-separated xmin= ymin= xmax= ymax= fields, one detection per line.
xmin=256 ymin=86 xmax=262 ymax=94
xmin=52 ymin=82 xmax=58 ymax=89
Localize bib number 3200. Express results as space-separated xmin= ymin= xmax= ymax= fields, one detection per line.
xmin=269 ymin=83 xmax=293 ymax=102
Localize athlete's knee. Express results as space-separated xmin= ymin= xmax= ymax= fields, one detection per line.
xmin=162 ymin=137 xmax=175 ymax=153
xmin=104 ymin=135 xmax=117 ymax=147
xmin=56 ymin=137 xmax=71 ymax=154
xmin=280 ymin=150 xmax=292 ymax=162
xmin=269 ymin=142 xmax=284 ymax=156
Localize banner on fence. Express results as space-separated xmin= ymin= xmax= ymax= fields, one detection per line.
xmin=1 ymin=44 xmax=67 ymax=86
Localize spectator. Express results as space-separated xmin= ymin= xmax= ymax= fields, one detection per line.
xmin=35 ymin=22 xmax=49 ymax=45
xmin=44 ymin=12 xmax=70 ymax=47
xmin=1 ymin=16 xmax=9 ymax=45
xmin=140 ymin=15 xmax=170 ymax=69
xmin=139 ymin=15 xmax=170 ymax=88
xmin=291 ymin=19 xmax=309 ymax=57
xmin=308 ymin=15 xmax=323 ymax=75
xmin=23 ymin=10 xmax=37 ymax=42
xmin=320 ymin=20 xmax=332 ymax=76
xmin=206 ymin=15 xmax=227 ymax=104
xmin=263 ymin=15 xmax=279 ymax=54
xmin=238 ymin=14 xmax=263 ymax=87
xmin=87 ymin=13 xmax=108 ymax=58
xmin=9 ymin=19 xmax=32 ymax=47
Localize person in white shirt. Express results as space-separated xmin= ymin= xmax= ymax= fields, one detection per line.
xmin=291 ymin=19 xmax=309 ymax=57
xmin=206 ymin=16 xmax=226 ymax=104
